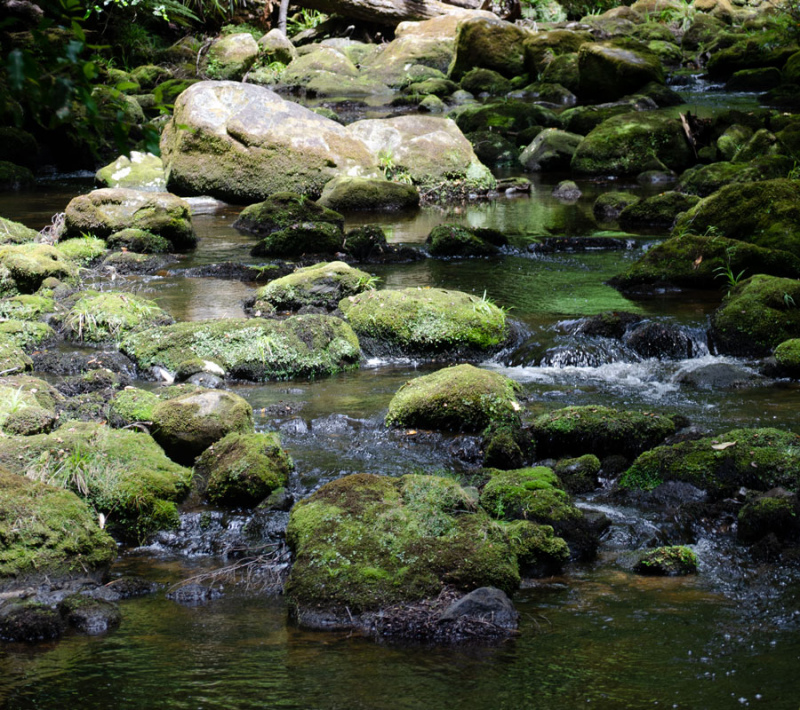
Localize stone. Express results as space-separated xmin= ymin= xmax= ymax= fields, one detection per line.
xmin=426 ymin=224 xmax=506 ymax=257
xmin=439 ymin=587 xmax=518 ymax=629
xmin=257 ymin=29 xmax=297 ymax=64
xmin=317 ymin=176 xmax=419 ymax=212
xmin=634 ymin=546 xmax=698 ymax=576
xmin=448 ymin=16 xmax=531 ymax=81
xmin=577 ymin=39 xmax=664 ymax=101
xmin=519 ymin=128 xmax=583 ymax=172
xmin=95 ymin=152 xmax=166 ymax=191
xmin=205 ymin=33 xmax=259 ymax=80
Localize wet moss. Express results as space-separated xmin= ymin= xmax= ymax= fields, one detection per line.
xmin=0 ymin=217 xmax=39 ymax=246
xmin=504 ymin=519 xmax=570 ymax=576
xmin=121 ymin=315 xmax=361 ymax=381
xmin=107 ymin=228 xmax=171 ymax=254
xmin=620 ymin=427 xmax=800 ymax=496
xmin=774 ymin=338 xmax=800 ymax=377
xmin=676 ymin=157 xmax=794 ymax=197
xmin=0 ymin=320 xmax=56 ymax=350
xmin=57 ymin=236 xmax=108 ymax=265
xmin=426 ymin=224 xmax=505 ymax=257
xmin=554 ymin=454 xmax=601 ymax=494
xmin=286 ymin=473 xmax=520 ymax=612
xmin=532 ymin=405 xmax=676 ymax=459
xmin=633 ymin=545 xmax=697 ymax=576
xmin=0 ymin=294 xmax=56 ymax=321
xmin=386 ymin=364 xmax=520 ymax=433
xmin=618 ymin=191 xmax=700 ymax=229
xmin=250 ymin=222 xmax=345 ymax=258
xmin=108 ymin=387 xmax=160 ymax=427
xmin=339 ymin=287 xmax=508 ymax=358
xmin=0 ymin=243 xmax=76 ymax=293
xmin=737 ymin=492 xmax=800 ymax=543
xmin=0 ymin=342 xmax=32 ymax=375
xmin=232 ymin=193 xmax=344 ymax=237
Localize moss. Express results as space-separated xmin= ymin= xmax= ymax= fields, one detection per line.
xmin=316 ymin=177 xmax=419 ymax=212
xmin=620 ymin=427 xmax=800 ymax=496
xmin=672 ymin=180 xmax=800 ymax=255
xmin=285 ymin=473 xmax=520 ymax=612
xmin=504 ymin=519 xmax=570 ymax=575
xmin=0 ymin=243 xmax=76 ymax=293
xmin=554 ymin=454 xmax=601 ymax=494
xmin=3 ymin=406 xmax=56 ymax=436
xmin=386 ymin=364 xmax=520 ymax=433
xmin=452 ymin=101 xmax=560 ymax=138
xmin=593 ymin=191 xmax=641 ymax=221
xmin=232 ymin=192 xmax=344 ymax=237
xmin=0 ymin=319 xmax=56 ymax=350
xmin=121 ymin=315 xmax=361 ymax=381
xmin=107 ymin=228 xmax=170 ymax=254
xmin=560 ymin=102 xmax=638 ymax=135
xmin=426 ymin=224 xmax=504 ymax=257
xmin=706 ymin=33 xmax=797 ymax=80
xmin=677 ymin=157 xmax=794 ymax=197
xmin=737 ymin=494 xmax=799 ymax=543
xmin=0 ymin=422 xmax=192 ymax=543
xmin=449 ymin=16 xmax=530 ymax=80
xmin=339 ymin=287 xmax=507 ymax=358
xmin=0 ymin=342 xmax=32 ymax=375
xmin=618 ymin=191 xmax=700 ymax=229
xmin=459 ymin=68 xmax=512 ymax=96
xmin=57 ymin=236 xmax=107 ymax=265
xmin=710 ymin=274 xmax=800 ymax=356
xmin=577 ymin=39 xmax=664 ymax=101
xmin=197 ymin=431 xmax=293 ymax=507
xmin=0 ymin=468 xmax=116 ymax=586
xmin=108 ymin=387 xmax=160 ymax=427
xmin=250 ymin=222 xmax=345 ymax=258
xmin=519 ymin=128 xmax=583 ymax=172
xmin=342 ymin=225 xmax=389 ymax=260
xmin=62 ymin=291 xmax=173 ymax=345
xmin=0 ymin=383 xmax=49 ymax=433
xmin=633 ymin=546 xmax=697 ymax=576
xmin=0 ymin=375 xmax=61 ymax=411
xmin=253 ymin=261 xmax=375 ymax=311
xmin=774 ymin=339 xmax=800 ymax=377
xmin=0 ymin=161 xmax=35 ymax=191
xmin=0 ymin=294 xmax=56 ymax=321
xmin=0 ymin=217 xmax=39 ymax=246
xmin=480 ymin=466 xmax=579 ymax=524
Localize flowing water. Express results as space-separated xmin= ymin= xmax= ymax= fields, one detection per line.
xmin=2 ymin=114 xmax=800 ymax=708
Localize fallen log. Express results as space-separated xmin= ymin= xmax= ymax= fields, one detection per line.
xmin=297 ymin=0 xmax=486 ymax=26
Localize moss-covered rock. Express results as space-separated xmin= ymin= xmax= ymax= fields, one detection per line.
xmin=448 ymin=16 xmax=530 ymax=81
xmin=673 ymin=180 xmax=800 ymax=255
xmin=56 ymin=236 xmax=107 ymax=265
xmin=426 ymin=224 xmax=506 ymax=257
xmin=0 ymin=243 xmax=76 ymax=293
xmin=0 ymin=319 xmax=56 ymax=350
xmin=0 ymin=601 xmax=65 ymax=641
xmin=107 ymin=228 xmax=170 ymax=254
xmin=554 ymin=454 xmax=601 ymax=494
xmin=0 ymin=342 xmax=33 ymax=375
xmin=504 ymin=519 xmax=570 ymax=576
xmin=63 ymin=188 xmax=195 ymax=251
xmin=609 ymin=235 xmax=800 ymax=292
xmin=339 ymin=287 xmax=508 ymax=358
xmin=0 ymin=468 xmax=116 ymax=589
xmin=572 ymin=110 xmax=695 ymax=175
xmin=122 ymin=315 xmax=361 ymax=381
xmin=0 ymin=293 xmax=56 ymax=321
xmin=232 ymin=192 xmax=344 ymax=237
xmin=620 ymin=427 xmax=800 ymax=496
xmin=676 ymin=156 xmax=794 ymax=197
xmin=205 ymin=33 xmax=259 ymax=80
xmin=196 ymin=431 xmax=292 ymax=507
xmin=452 ymin=100 xmax=560 ymax=137
xmin=466 ymin=131 xmax=520 ymax=166
xmin=249 ymin=221 xmax=345 ymax=258
xmin=709 ymin=274 xmax=800 ymax=356
xmin=540 ymin=53 xmax=581 ymax=94
xmin=524 ymin=29 xmax=593 ymax=76
xmin=519 ymin=128 xmax=583 ymax=172
xmin=726 ymin=67 xmax=783 ymax=92
xmin=252 ymin=261 xmax=375 ymax=312
xmin=0 ymin=422 xmax=192 ymax=543
xmin=706 ymin=33 xmax=798 ymax=81
xmin=633 ymin=546 xmax=697 ymax=576
xmin=774 ymin=338 xmax=800 ymax=377
xmin=0 ymin=217 xmax=39 ymax=246
xmin=95 ymin=151 xmax=167 ymax=191
xmin=737 ymin=489 xmax=800 ymax=543
xmin=618 ymin=191 xmax=700 ymax=229
xmin=593 ymin=191 xmax=641 ymax=221
xmin=0 ymin=379 xmax=57 ymax=435
xmin=58 ymin=593 xmax=122 ymax=635
xmin=385 ymin=364 xmax=520 ymax=433
xmin=316 ymin=176 xmax=419 ymax=212
xmin=681 ymin=14 xmax=727 ymax=52
xmin=577 ymin=40 xmax=664 ymax=101
xmin=62 ymin=291 xmax=173 ymax=345
xmin=286 ymin=473 xmax=521 ymax=613
xmin=459 ymin=67 xmax=512 ymax=96
xmin=532 ymin=405 xmax=676 ymax=459
xmin=0 ymin=161 xmax=35 ymax=191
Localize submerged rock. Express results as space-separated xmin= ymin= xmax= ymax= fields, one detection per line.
xmin=737 ymin=488 xmax=800 ymax=545
xmin=633 ymin=546 xmax=698 ymax=576
xmin=339 ymin=287 xmax=508 ymax=358
xmin=232 ymin=192 xmax=344 ymax=238
xmin=385 ymin=364 xmax=520 ymax=433
xmin=426 ymin=224 xmax=506 ymax=257
xmin=0 ymin=602 xmax=65 ymax=642
xmin=58 ymin=594 xmax=122 ymax=635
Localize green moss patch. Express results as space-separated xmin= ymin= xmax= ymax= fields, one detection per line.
xmin=426 ymin=224 xmax=505 ymax=257
xmin=385 ymin=364 xmax=520 ymax=433
xmin=57 ymin=236 xmax=108 ymax=265
xmin=0 ymin=319 xmax=56 ymax=350
xmin=0 ymin=294 xmax=56 ymax=321
xmin=633 ymin=546 xmax=697 ymax=576
xmin=0 ymin=244 xmax=76 ymax=293
xmin=232 ymin=192 xmax=344 ymax=237
xmin=0 ymin=217 xmax=39 ymax=246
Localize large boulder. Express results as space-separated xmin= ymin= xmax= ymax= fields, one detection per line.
xmin=426 ymin=223 xmax=506 ymax=257
xmin=672 ymin=179 xmax=800 ymax=256
xmin=571 ymin=110 xmax=695 ymax=176
xmin=160 ymin=81 xmax=377 ymax=202
xmin=121 ymin=315 xmax=361 ymax=381
xmin=519 ymin=128 xmax=583 ymax=172
xmin=0 ymin=469 xmax=116 ymax=590
xmin=710 ymin=274 xmax=800 ymax=356
xmin=151 ymin=388 xmax=253 ymax=464
xmin=676 ymin=157 xmax=794 ymax=197
xmin=317 ymin=176 xmax=419 ymax=212
xmin=617 ymin=191 xmax=700 ymax=229
xmin=338 ymin=287 xmax=508 ymax=358
xmin=448 ymin=16 xmax=531 ymax=80
xmin=63 ymin=188 xmax=196 ymax=251
xmin=524 ymin=29 xmax=593 ymax=75
xmin=205 ymin=33 xmax=259 ymax=80
xmin=257 ymin=29 xmax=298 ymax=65
xmin=0 ymin=422 xmax=192 ymax=543
xmin=577 ymin=40 xmax=664 ymax=101
xmin=385 ymin=364 xmax=520 ymax=432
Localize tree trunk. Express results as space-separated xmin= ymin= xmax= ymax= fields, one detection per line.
xmin=297 ymin=0 xmax=485 ymax=26
xmin=279 ymin=0 xmax=290 ymax=33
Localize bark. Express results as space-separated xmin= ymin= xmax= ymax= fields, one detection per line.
xmin=297 ymin=0 xmax=485 ymax=26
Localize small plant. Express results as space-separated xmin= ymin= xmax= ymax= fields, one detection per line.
xmin=789 ymin=161 xmax=800 ymax=180
xmin=356 ymin=274 xmax=381 ymax=290
xmin=286 ymin=8 xmax=327 ymax=37
xmin=713 ymin=248 xmax=745 ymax=295
xmin=784 ymin=292 xmax=797 ymax=308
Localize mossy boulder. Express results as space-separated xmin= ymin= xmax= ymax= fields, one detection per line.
xmin=0 ymin=469 xmax=116 ymax=589
xmin=252 ymin=261 xmax=374 ymax=312
xmin=466 ymin=131 xmax=519 ymax=167
xmin=0 ymin=379 xmax=57 ymax=435
xmin=317 ymin=176 xmax=419 ymax=212
xmin=0 ymin=161 xmax=35 ymax=191
xmin=0 ymin=319 xmax=56 ymax=350
xmin=560 ymin=100 xmax=647 ymax=136
xmin=554 ymin=454 xmax=601 ymax=494
xmin=107 ymin=228 xmax=170 ymax=254
xmin=459 ymin=68 xmax=512 ymax=96
xmin=151 ymin=388 xmax=253 ymax=464
xmin=709 ymin=274 xmax=800 ymax=356
xmin=161 ymin=82 xmax=377 ymax=202
xmin=130 ymin=64 xmax=172 ymax=90
xmin=0 ymin=293 xmax=55 ymax=321
xmin=504 ymin=519 xmax=570 ymax=576
xmin=233 ymin=192 xmax=344 ymax=237
xmin=673 ymin=180 xmax=800 ymax=255
xmin=540 ymin=54 xmax=581 ymax=94
xmin=610 ymin=235 xmax=800 ymax=293
xmin=448 ymin=16 xmax=531 ymax=81
xmin=523 ymin=29 xmax=593 ymax=76
xmin=593 ymin=191 xmax=641 ymax=221
xmin=618 ymin=191 xmax=700 ymax=229
xmin=726 ymin=67 xmax=783 ymax=92
xmin=339 ymin=287 xmax=508 ymax=358
xmin=257 ymin=28 xmax=298 ymax=65
xmin=633 ymin=546 xmax=697 ymax=576
xmin=205 ymin=33 xmax=259 ymax=80
xmin=108 ymin=387 xmax=160 ymax=427
xmin=0 ymin=422 xmax=192 ymax=543
xmin=532 ymin=405 xmax=676 ymax=459
xmin=577 ymin=40 xmax=664 ymax=101
xmin=63 ymin=188 xmax=195 ymax=251
xmin=121 ymin=315 xmax=361 ymax=381
xmin=452 ymin=101 xmax=560 ymax=137
xmin=676 ymin=157 xmax=794 ymax=197
xmin=774 ymin=338 xmax=800 ymax=377
xmin=58 ymin=594 xmax=122 ymax=635
xmin=286 ymin=473 xmax=521 ymax=614
xmin=620 ymin=427 xmax=800 ymax=496
xmin=519 ymin=128 xmax=583 ymax=172
xmin=95 ymin=151 xmax=166 ymax=191
xmin=681 ymin=14 xmax=727 ymax=51
xmin=280 ymin=46 xmax=360 ymax=88
xmin=0 ymin=601 xmax=65 ymax=641
xmin=737 ymin=489 xmax=800 ymax=544
xmin=0 ymin=243 xmax=76 ymax=293
xmin=0 ymin=217 xmax=39 ymax=246
xmin=572 ymin=110 xmax=695 ymax=175
xmin=706 ymin=34 xmax=798 ymax=80
xmin=385 ymin=364 xmax=520 ymax=433
xmin=61 ymin=291 xmax=173 ymax=345
xmin=57 ymin=236 xmax=107 ymax=265
xmin=249 ymin=222 xmax=345 ymax=258
xmin=195 ymin=431 xmax=292 ymax=507
xmin=426 ymin=224 xmax=506 ymax=257
xmin=0 ymin=343 xmax=32 ymax=376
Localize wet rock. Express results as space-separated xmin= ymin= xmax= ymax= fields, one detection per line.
xmin=519 ymin=128 xmax=583 ymax=172
xmin=249 ymin=223 xmax=344 ymax=259
xmin=482 ymin=424 xmax=527 ymax=470
xmin=577 ymin=39 xmax=664 ymax=101
xmin=439 ymin=587 xmax=518 ymax=629
xmin=59 ymin=594 xmax=122 ymax=635
xmin=317 ymin=176 xmax=419 ymax=212
xmin=95 ymin=151 xmax=166 ymax=191
xmin=339 ymin=287 xmax=508 ymax=359
xmin=676 ymin=157 xmax=793 ymax=197
xmin=529 ymin=236 xmax=628 ymax=254
xmin=773 ymin=338 xmax=800 ymax=377
xmin=342 ymin=225 xmax=421 ymax=263
xmin=102 ymin=576 xmax=160 ymax=599
xmin=0 ymin=602 xmax=64 ymax=642
xmin=673 ymin=362 xmax=764 ymax=390
xmin=449 ymin=15 xmax=530 ymax=81
xmin=166 ymin=583 xmax=223 ymax=606
xmin=107 ymin=228 xmax=170 ymax=254
xmin=737 ymin=488 xmax=800 ymax=544
xmin=0 ymin=161 xmax=34 ymax=191
xmin=624 ymin=320 xmax=694 ymax=360
xmin=618 ymin=191 xmax=700 ymax=229
xmin=232 ymin=192 xmax=344 ymax=238
xmin=102 ymin=251 xmax=178 ymax=275
xmin=426 ymin=224 xmax=506 ymax=257
xmin=633 ymin=545 xmax=697 ymax=576
xmin=257 ymin=29 xmax=297 ymax=65
xmin=554 ymin=454 xmax=601 ymax=494
xmin=579 ymin=311 xmax=643 ymax=339
xmin=453 ymin=100 xmax=560 ymax=139
xmin=552 ymin=180 xmax=581 ymax=200
xmin=385 ymin=364 xmax=520 ymax=433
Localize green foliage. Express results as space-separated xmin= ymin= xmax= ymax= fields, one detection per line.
xmin=713 ymin=247 xmax=747 ymax=295
xmin=286 ymin=8 xmax=327 ymax=37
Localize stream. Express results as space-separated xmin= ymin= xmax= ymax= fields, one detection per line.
xmin=2 ymin=92 xmax=800 ymax=709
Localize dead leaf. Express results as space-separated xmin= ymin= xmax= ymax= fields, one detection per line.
xmin=693 ymin=255 xmax=703 ymax=270
xmin=711 ymin=441 xmax=736 ymax=450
